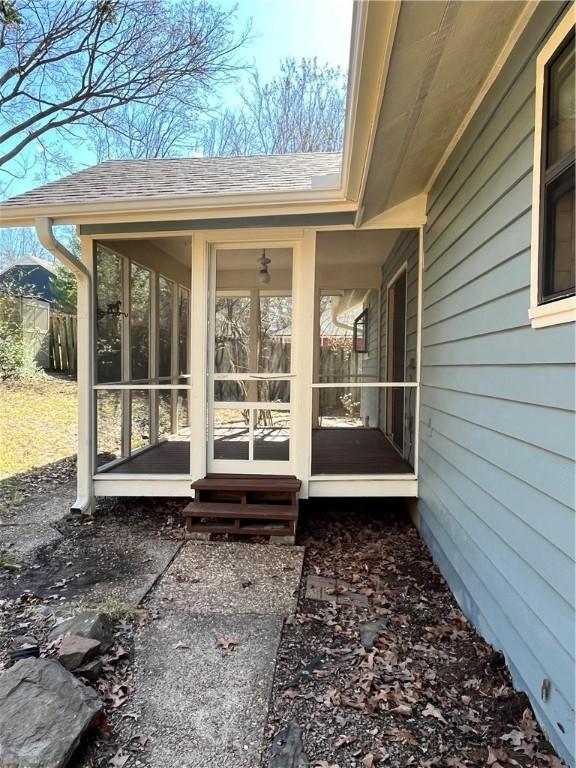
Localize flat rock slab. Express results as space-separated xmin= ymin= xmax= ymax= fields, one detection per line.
xmin=128 ymin=612 xmax=284 ymax=768
xmin=0 ymin=657 xmax=101 ymax=768
xmin=305 ymin=575 xmax=370 ymax=608
xmin=58 ymin=635 xmax=101 ymax=670
xmin=49 ymin=610 xmax=114 ymax=647
xmin=149 ymin=541 xmax=304 ymax=615
xmin=268 ymin=720 xmax=309 ymax=767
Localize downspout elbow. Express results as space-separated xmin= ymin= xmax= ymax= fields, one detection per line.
xmin=34 ymin=216 xmax=90 ymax=281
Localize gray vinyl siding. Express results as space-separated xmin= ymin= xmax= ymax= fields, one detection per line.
xmin=379 ymin=231 xmax=419 ymax=464
xmin=417 ymin=4 xmax=575 ymax=764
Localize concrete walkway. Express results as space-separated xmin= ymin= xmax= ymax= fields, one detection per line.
xmin=127 ymin=541 xmax=304 ymax=768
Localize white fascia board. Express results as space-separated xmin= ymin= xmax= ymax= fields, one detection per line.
xmin=0 ymin=191 xmax=357 ymax=228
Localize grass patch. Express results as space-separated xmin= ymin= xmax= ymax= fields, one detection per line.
xmin=77 ymin=597 xmax=145 ymax=621
xmin=0 ymin=553 xmax=20 ymax=572
xmin=0 ymin=375 xmax=77 ymax=480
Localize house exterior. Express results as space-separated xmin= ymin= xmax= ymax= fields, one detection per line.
xmin=0 ymin=1 xmax=574 ymax=763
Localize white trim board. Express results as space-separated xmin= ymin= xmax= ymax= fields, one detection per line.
xmin=93 ymin=476 xmax=418 ymax=500
xmin=528 ymin=9 xmax=576 ymax=329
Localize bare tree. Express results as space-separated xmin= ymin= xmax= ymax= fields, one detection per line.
xmin=199 ymin=57 xmax=347 ymax=156
xmin=0 ymin=0 xmax=249 ymax=188
xmin=0 ymin=226 xmax=48 ymax=268
xmin=90 ymin=101 xmax=197 ymax=161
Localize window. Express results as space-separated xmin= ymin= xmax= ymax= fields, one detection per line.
xmin=352 ymin=308 xmax=368 ymax=353
xmin=530 ymin=16 xmax=576 ymax=328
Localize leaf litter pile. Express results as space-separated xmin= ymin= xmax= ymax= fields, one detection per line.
xmin=265 ymin=501 xmax=565 ymax=768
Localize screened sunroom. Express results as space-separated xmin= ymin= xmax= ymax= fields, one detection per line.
xmin=90 ymin=227 xmax=421 ymax=498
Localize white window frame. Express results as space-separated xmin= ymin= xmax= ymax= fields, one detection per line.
xmin=529 ymin=10 xmax=576 ymax=329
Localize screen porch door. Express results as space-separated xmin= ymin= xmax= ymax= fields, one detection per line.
xmin=207 ymin=245 xmax=294 ymax=474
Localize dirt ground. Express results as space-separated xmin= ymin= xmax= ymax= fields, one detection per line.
xmin=264 ymin=501 xmax=566 ymax=768
xmin=0 ymin=493 xmax=567 ymax=768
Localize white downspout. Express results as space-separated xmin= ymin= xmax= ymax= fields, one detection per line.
xmin=35 ymin=217 xmax=93 ymax=514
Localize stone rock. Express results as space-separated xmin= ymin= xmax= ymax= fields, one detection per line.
xmin=8 ymin=636 xmax=40 ymax=666
xmin=0 ymin=657 xmax=102 ymax=768
xmin=285 ymin=653 xmax=327 ymax=689
xmin=359 ymin=617 xmax=388 ymax=649
xmin=10 ymin=634 xmax=38 ymax=649
xmin=58 ymin=635 xmax=101 ymax=671
xmin=268 ymin=721 xmax=309 ymax=768
xmin=74 ymin=658 xmax=103 ymax=682
xmin=49 ymin=611 xmax=113 ymax=649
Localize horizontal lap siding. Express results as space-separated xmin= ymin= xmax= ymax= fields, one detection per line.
xmin=418 ymin=3 xmax=575 ymax=764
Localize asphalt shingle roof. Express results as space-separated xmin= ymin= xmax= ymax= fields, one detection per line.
xmin=1 ymin=152 xmax=342 ymax=210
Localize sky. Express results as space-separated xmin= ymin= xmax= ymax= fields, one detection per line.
xmin=1 ymin=0 xmax=354 ymax=200
xmin=224 ymin=0 xmax=353 ymax=82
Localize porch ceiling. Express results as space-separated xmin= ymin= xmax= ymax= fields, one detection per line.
xmin=359 ymin=0 xmax=529 ymax=224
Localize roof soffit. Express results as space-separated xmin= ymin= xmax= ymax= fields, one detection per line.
xmin=359 ymin=0 xmax=529 ymax=223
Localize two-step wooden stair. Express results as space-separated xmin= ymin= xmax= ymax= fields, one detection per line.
xmin=182 ymin=475 xmax=301 ymax=539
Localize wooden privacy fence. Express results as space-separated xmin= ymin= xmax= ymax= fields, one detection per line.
xmin=50 ymin=313 xmax=77 ymax=375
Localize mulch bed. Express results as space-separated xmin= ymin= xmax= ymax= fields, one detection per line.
xmin=264 ymin=500 xmax=566 ymax=768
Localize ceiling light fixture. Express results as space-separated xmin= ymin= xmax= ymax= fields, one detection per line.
xmin=258 ymin=249 xmax=271 ymax=285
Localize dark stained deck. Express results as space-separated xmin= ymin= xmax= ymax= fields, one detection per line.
xmin=311 ymin=428 xmax=413 ymax=475
xmin=104 ymin=440 xmax=190 ymax=474
xmin=101 ymin=428 xmax=413 ymax=475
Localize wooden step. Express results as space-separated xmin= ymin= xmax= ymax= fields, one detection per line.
xmin=192 ymin=476 xmax=301 ymax=493
xmin=182 ymin=502 xmax=298 ymax=521
xmin=186 ymin=520 xmax=293 ymax=536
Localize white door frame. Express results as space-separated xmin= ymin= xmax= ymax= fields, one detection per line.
xmin=194 ymin=230 xmax=309 ymax=477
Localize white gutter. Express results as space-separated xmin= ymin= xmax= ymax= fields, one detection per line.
xmin=35 ymin=217 xmax=89 ymax=279
xmin=35 ymin=216 xmax=93 ymax=514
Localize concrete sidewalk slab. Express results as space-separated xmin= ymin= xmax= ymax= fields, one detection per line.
xmin=130 ymin=612 xmax=284 ymax=767
xmin=127 ymin=541 xmax=305 ymax=767
xmin=149 ymin=541 xmax=304 ymax=615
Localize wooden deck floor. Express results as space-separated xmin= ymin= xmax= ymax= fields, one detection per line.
xmin=311 ymin=428 xmax=413 ymax=475
xmin=102 ymin=428 xmax=413 ymax=475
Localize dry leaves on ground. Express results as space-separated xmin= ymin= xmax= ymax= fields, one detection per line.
xmin=264 ymin=503 xmax=567 ymax=768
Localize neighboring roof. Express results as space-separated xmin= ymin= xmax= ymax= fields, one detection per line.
xmin=0 ymin=254 xmax=56 ymax=274
xmin=1 ymin=152 xmax=342 ymax=212
xmin=0 ymin=256 xmax=57 ymax=302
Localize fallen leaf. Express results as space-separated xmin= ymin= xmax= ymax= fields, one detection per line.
xmin=500 ymin=729 xmax=524 ymax=747
xmin=487 ymin=746 xmax=508 ymax=766
xmin=421 ymin=703 xmax=447 ymax=724
xmin=216 ymin=636 xmax=238 ymax=654
xmin=384 ymin=727 xmax=418 ymax=746
xmin=109 ymin=749 xmax=130 ymax=768
xmin=390 ymin=703 xmax=413 ymax=717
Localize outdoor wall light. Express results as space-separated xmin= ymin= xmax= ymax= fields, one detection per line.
xmin=258 ymin=249 xmax=271 ymax=285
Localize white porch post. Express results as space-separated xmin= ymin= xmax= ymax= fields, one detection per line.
xmin=77 ymin=235 xmax=95 ymax=513
xmin=189 ymin=232 xmax=208 ymax=482
xmin=414 ymin=226 xmax=424 ymax=481
xmin=292 ymin=228 xmax=316 ymax=495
